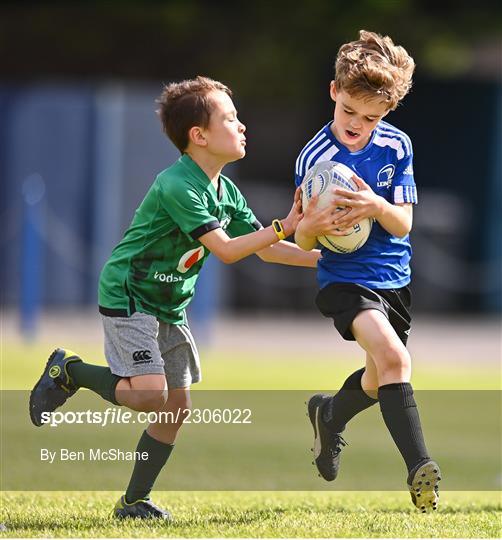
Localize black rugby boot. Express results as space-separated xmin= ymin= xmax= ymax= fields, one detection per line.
xmin=29 ymin=348 xmax=82 ymax=426
xmin=113 ymin=496 xmax=171 ymax=520
xmin=307 ymin=393 xmax=348 ymax=481
xmin=407 ymin=459 xmax=441 ymax=513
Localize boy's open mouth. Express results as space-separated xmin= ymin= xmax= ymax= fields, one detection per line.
xmin=345 ymin=129 xmax=359 ymax=139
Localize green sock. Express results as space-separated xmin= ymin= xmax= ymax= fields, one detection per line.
xmin=67 ymin=361 xmax=121 ymax=405
xmin=125 ymin=430 xmax=174 ymax=503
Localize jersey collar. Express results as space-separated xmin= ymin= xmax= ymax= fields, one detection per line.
xmin=179 ymin=153 xmax=224 ymax=201
xmin=179 ymin=153 xmax=209 ymax=179
xmin=324 ymin=121 xmax=377 ymax=156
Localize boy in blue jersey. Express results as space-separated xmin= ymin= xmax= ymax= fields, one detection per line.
xmin=295 ymin=30 xmax=441 ymax=512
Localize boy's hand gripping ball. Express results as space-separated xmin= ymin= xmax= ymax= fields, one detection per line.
xmin=301 ymin=161 xmax=373 ymax=253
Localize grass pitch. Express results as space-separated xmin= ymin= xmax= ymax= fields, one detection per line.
xmin=1 ymin=334 xmax=501 ymax=537
xmin=1 ymin=491 xmax=501 ymax=538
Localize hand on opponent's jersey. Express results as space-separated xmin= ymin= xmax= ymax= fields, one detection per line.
xmin=332 ymin=174 xmax=384 ymax=231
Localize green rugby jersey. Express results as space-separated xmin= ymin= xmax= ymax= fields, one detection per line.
xmin=98 ymin=154 xmax=261 ymax=324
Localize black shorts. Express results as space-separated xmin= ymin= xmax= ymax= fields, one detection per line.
xmin=315 ymin=283 xmax=412 ymax=346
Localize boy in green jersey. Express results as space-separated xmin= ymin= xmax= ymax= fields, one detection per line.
xmin=29 ymin=76 xmax=321 ymax=519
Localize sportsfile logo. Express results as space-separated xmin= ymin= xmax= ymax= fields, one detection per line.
xmin=377 ymin=164 xmax=395 ymax=188
xmin=132 ymin=350 xmax=152 ymax=364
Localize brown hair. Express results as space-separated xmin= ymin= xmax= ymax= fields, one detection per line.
xmin=334 ymin=30 xmax=415 ymax=110
xmin=156 ymin=76 xmax=232 ymax=152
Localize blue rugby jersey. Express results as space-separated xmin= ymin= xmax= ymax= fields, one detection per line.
xmin=294 ymin=120 xmax=417 ymax=290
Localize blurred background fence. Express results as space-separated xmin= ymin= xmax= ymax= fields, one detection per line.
xmin=0 ymin=1 xmax=501 ymax=338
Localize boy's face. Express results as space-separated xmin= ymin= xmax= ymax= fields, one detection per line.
xmin=330 ymin=84 xmax=389 ymax=152
xmin=201 ymin=90 xmax=246 ymax=162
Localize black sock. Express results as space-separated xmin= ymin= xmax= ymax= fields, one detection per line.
xmin=378 ymin=382 xmax=430 ymax=473
xmin=322 ymin=368 xmax=379 ymax=432
xmin=125 ymin=430 xmax=174 ymax=503
xmin=67 ymin=362 xmax=121 ymax=405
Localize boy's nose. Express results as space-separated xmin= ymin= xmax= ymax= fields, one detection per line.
xmin=239 ymin=122 xmax=246 ymax=133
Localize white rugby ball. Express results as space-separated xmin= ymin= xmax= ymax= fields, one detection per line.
xmin=301 ymin=161 xmax=373 ymax=254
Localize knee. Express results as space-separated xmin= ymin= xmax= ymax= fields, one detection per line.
xmin=126 ymin=375 xmax=168 ymax=412
xmin=132 ymin=388 xmax=168 ymax=412
xmin=376 ymin=346 xmax=411 ymax=377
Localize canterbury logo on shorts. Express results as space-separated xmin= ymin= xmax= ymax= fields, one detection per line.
xmin=132 ymin=350 xmax=153 ymax=364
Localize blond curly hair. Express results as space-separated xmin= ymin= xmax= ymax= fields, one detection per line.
xmin=334 ymin=30 xmax=415 ymax=110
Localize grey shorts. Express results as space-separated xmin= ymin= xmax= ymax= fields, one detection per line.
xmin=101 ymin=311 xmax=201 ymax=388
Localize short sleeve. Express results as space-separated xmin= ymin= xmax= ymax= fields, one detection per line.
xmin=294 ymin=154 xmax=306 ymax=187
xmin=226 ymin=215 xmax=262 ymax=238
xmin=294 ymin=172 xmax=304 ymax=188
xmin=225 ymin=182 xmax=262 ymax=238
xmin=392 ymin=139 xmax=418 ymax=205
xmin=159 ymin=182 xmax=220 ymax=239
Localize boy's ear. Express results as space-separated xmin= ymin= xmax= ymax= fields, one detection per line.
xmin=329 ymin=81 xmax=337 ymax=102
xmin=188 ymin=126 xmax=207 ymax=147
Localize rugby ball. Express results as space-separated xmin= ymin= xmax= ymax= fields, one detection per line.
xmin=301 ymin=161 xmax=373 ymax=253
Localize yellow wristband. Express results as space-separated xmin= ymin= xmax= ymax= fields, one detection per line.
xmin=272 ymin=219 xmax=286 ymax=241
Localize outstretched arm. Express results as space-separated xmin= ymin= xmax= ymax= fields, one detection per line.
xmin=256 ymin=241 xmax=320 ymax=267
xmin=199 ymin=188 xmax=303 ymax=264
